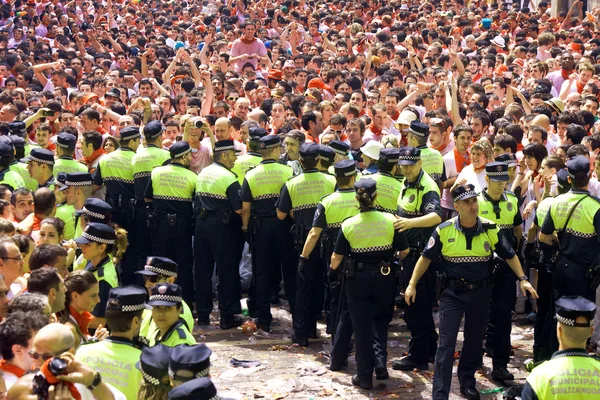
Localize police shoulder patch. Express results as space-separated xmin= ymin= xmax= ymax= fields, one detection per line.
xmin=424 ymin=203 xmax=435 ymax=213
xmin=426 ymin=236 xmax=436 ymax=250
xmin=177 ymin=328 xmax=186 ymax=339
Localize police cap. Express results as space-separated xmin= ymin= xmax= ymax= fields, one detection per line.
xmin=354 ymin=178 xmax=377 ymax=196
xmin=318 ymin=145 xmax=335 ymax=163
xmin=60 ymin=172 xmax=93 ymax=191
xmin=148 ymin=283 xmax=183 ymax=307
xmin=137 ymin=344 xmax=172 ymax=386
xmin=248 ymin=127 xmax=268 ymax=141
xmin=8 ymin=121 xmax=26 ymax=137
xmin=0 ymin=142 xmax=11 ymax=158
xmin=334 ymin=160 xmax=356 ymax=177
xmin=495 ymin=153 xmax=518 ymax=167
xmin=9 ymin=135 xmax=24 ymax=149
xmin=397 ymin=146 xmax=421 ymax=165
xmin=76 ymin=198 xmax=113 ymax=222
xmin=21 ymin=148 xmax=55 ymax=166
xmin=566 ymin=155 xmax=590 ymax=179
xmin=169 ymin=344 xmax=212 ymax=378
xmin=144 ymin=120 xmax=164 ymax=140
xmin=452 ymin=183 xmax=478 ymax=202
xmin=408 ymin=121 xmax=429 ymax=138
xmin=167 ymin=377 xmax=217 ymax=400
xmin=556 ymin=168 xmax=571 ymax=194
xmin=120 ymin=125 xmax=142 ymax=141
xmin=74 ymin=222 xmax=116 ymax=245
xmin=136 ymin=256 xmax=178 ymax=278
xmin=258 ymin=135 xmax=280 ymax=149
xmin=379 ymin=148 xmax=400 ymax=166
xmin=106 ymin=285 xmax=149 ymax=313
xmin=57 ymin=132 xmax=77 ymax=149
xmin=555 ymin=295 xmax=596 ymax=327
xmin=170 ymin=141 xmax=197 ymax=159
xmin=212 ymin=140 xmax=236 ymax=153
xmin=299 ymin=143 xmax=320 ymax=158
xmin=485 ymin=161 xmax=509 ymax=182
xmin=329 ymin=140 xmax=349 ymax=156
xmin=54 ymin=172 xmax=67 ymax=190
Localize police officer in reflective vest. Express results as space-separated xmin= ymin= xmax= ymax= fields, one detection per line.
xmin=147 ymin=283 xmax=195 ymax=347
xmin=300 ymin=160 xmax=359 ymax=342
xmin=406 ymin=184 xmax=537 ymax=400
xmin=392 ymin=146 xmax=443 ymax=371
xmin=53 ymin=172 xmax=76 ymax=240
xmin=317 ymin=145 xmax=335 ymax=174
xmin=241 ymin=136 xmax=294 ymax=332
xmin=93 ymin=125 xmax=140 ymax=284
xmin=478 ymin=162 xmax=523 ymax=381
xmin=0 ymin=141 xmax=25 ymax=191
xmin=195 ymin=139 xmax=243 ymax=330
xmin=22 ymin=148 xmax=55 ymax=189
xmin=54 ymin=132 xmax=88 ymax=177
xmin=145 ymin=141 xmax=197 ymax=306
xmin=406 ymin=121 xmax=446 ymax=190
xmin=365 ymin=148 xmax=402 ymax=214
xmin=169 ymin=344 xmax=212 ymax=387
xmin=277 ymin=142 xmax=336 ymax=346
xmin=9 ymin=135 xmax=38 ymax=191
xmin=522 ymin=296 xmax=600 ymax=400
xmin=75 ymin=285 xmax=146 ymax=400
xmin=132 ymin=121 xmax=170 ymax=273
xmin=232 ymin=127 xmax=268 ymax=184
xmin=330 ymin=178 xmax=410 ymax=389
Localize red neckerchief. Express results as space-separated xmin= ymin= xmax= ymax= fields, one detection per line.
xmin=516 ymin=143 xmax=524 ymax=152
xmin=472 ymin=72 xmax=483 ymax=82
xmin=0 ymin=359 xmax=26 ymax=378
xmin=69 ymin=305 xmax=93 ymax=335
xmin=390 ymin=110 xmax=400 ymax=120
xmin=434 ymin=142 xmax=449 ymax=153
xmin=41 ymin=359 xmax=81 ymax=400
xmin=240 ymin=37 xmax=257 ymax=45
xmin=474 ymin=164 xmax=486 ymax=173
xmin=561 ymin=69 xmax=573 ymax=80
xmin=576 ymin=80 xmax=585 ymax=94
xmin=368 ymin=123 xmax=383 ymax=136
xmin=83 ymin=148 xmax=105 ymax=170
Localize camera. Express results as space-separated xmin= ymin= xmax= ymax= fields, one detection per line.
xmin=192 ymin=118 xmax=207 ymax=129
xmin=42 ymin=110 xmax=55 ymax=117
xmin=32 ymin=357 xmax=68 ymax=400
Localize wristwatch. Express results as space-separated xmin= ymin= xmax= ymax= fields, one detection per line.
xmin=518 ymin=275 xmax=528 ymax=282
xmin=87 ymin=372 xmax=102 ymax=391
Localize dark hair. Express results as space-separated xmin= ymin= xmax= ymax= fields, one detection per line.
xmin=60 ymin=271 xmax=97 ymax=318
xmin=28 ymin=267 xmax=61 ymax=296
xmin=528 ymin=126 xmax=548 ymax=142
xmin=105 ymin=299 xmax=143 ymax=333
xmin=29 ymin=244 xmax=68 ymax=272
xmin=566 ymin=124 xmax=587 ymax=144
xmin=566 ymin=143 xmax=589 ymax=159
xmin=356 ymin=187 xmax=375 ymax=212
xmin=504 ymin=123 xmax=524 ymax=144
xmin=40 ymin=217 xmax=65 ymax=237
xmin=33 ymin=188 xmax=55 ymax=216
xmin=8 ymin=293 xmax=48 ymax=315
xmin=301 ymin=110 xmax=317 ymax=131
xmin=494 ymin=134 xmax=517 ymax=153
xmin=10 ymin=188 xmax=32 ymax=206
xmin=522 ymin=143 xmax=548 ymax=169
xmin=83 ymin=130 xmax=103 ymax=151
xmin=0 ymin=311 xmax=47 ymax=360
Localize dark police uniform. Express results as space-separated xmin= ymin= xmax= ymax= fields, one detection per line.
xmin=8 ymin=135 xmax=37 ymax=191
xmin=147 ymin=283 xmax=195 ymax=347
xmin=169 ymin=343 xmax=212 ymax=382
xmin=195 ymin=140 xmax=243 ymax=329
xmin=241 ymin=136 xmax=294 ymax=331
xmin=132 ymin=121 xmax=171 ymax=274
xmin=22 ymin=148 xmax=56 ymax=189
xmin=365 ymin=148 xmax=402 ymax=214
xmin=93 ymin=126 xmax=139 ymax=285
xmin=137 ymin=344 xmax=172 ymax=387
xmin=168 ymin=377 xmax=218 ymax=400
xmin=522 ymin=296 xmax=600 ymax=400
xmin=145 ymin=141 xmax=197 ymax=306
xmin=54 ymin=132 xmax=88 ymax=177
xmin=393 ymin=146 xmax=442 ymax=371
xmin=478 ymin=162 xmax=523 ymax=379
xmin=332 ymin=178 xmax=409 ymax=389
xmin=277 ymin=143 xmax=336 ymax=345
xmin=421 ymin=184 xmax=517 ymax=399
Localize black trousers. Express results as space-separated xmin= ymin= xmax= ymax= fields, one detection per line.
xmin=485 ymin=262 xmax=517 ymax=369
xmin=329 ymin=268 xmax=354 ymax=369
xmin=135 ymin=205 xmax=152 ymax=274
xmin=403 ymin=255 xmax=438 ymax=362
xmin=151 ymin=213 xmax=195 ymax=306
xmin=346 ymin=267 xmax=396 ymax=384
xmin=293 ymin=240 xmax=325 ymax=341
xmin=433 ymin=285 xmax=490 ymax=399
xmin=533 ymin=266 xmax=554 ymax=363
xmin=247 ymin=217 xmax=297 ymax=327
xmin=194 ymin=216 xmax=241 ymax=321
xmin=111 ymin=202 xmax=137 ymax=285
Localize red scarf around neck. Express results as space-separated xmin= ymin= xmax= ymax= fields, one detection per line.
xmin=240 ymin=37 xmax=257 ymax=45
xmin=561 ymin=69 xmax=574 ymax=80
xmin=576 ymin=80 xmax=585 ymax=94
xmin=390 ymin=110 xmax=400 ymax=120
xmin=368 ymin=123 xmax=383 ymax=136
xmin=0 ymin=359 xmax=26 ymax=378
xmin=69 ymin=306 xmax=93 ymax=336
xmin=41 ymin=359 xmax=81 ymax=400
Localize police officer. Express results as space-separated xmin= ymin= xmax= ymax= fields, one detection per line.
xmin=136 ymin=256 xmax=194 ymax=344
xmin=168 ymin=378 xmax=219 ymax=400
xmin=145 ymin=141 xmax=197 ymax=307
xmin=392 ymin=147 xmax=443 ymax=371
xmin=195 ymin=139 xmax=243 ymax=329
xmin=53 ymin=172 xmax=76 ymax=240
xmin=93 ymin=125 xmax=140 ymax=285
xmin=406 ymin=121 xmax=446 ymax=190
xmin=147 ymin=283 xmax=196 ymax=346
xmin=277 ymin=143 xmax=336 ymax=346
xmin=317 ymin=145 xmax=336 ymax=173
xmin=478 ymin=162 xmax=523 ymax=381
xmin=8 ymin=121 xmax=34 ymax=156
xmin=54 ymin=132 xmax=88 ymax=177
xmin=22 ymin=148 xmax=55 ymax=189
xmin=137 ymin=344 xmax=172 ymax=395
xmin=329 ymin=178 xmax=410 ymax=389
xmin=132 ymin=120 xmax=170 ymax=272
xmin=232 ymin=126 xmax=268 ymax=184
xmin=522 ymin=296 xmax=600 ymax=400
xmin=405 ymin=184 xmax=537 ymax=400
xmin=241 ymin=136 xmax=294 ymax=332
xmin=365 ymin=148 xmax=402 ymax=214
xmin=75 ymin=285 xmax=146 ymax=400
xmin=169 ymin=344 xmax=213 ymax=386
xmin=8 ymin=135 xmax=37 ymax=191
xmin=0 ymin=142 xmax=26 ymax=191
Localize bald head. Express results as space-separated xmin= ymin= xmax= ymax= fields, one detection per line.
xmin=31 ymin=323 xmax=74 ymax=367
xmin=532 ymin=114 xmax=550 ymax=131
xmin=214 ymin=117 xmax=233 ymax=141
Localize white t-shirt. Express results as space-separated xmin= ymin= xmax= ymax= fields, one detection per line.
xmin=442 ymin=151 xmax=459 ymax=210
xmin=455 ymin=164 xmax=487 ymax=194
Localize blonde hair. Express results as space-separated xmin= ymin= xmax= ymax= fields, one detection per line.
xmin=137 ymin=382 xmax=171 ymax=400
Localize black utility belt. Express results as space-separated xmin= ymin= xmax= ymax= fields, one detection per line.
xmin=356 ymin=261 xmax=393 ymax=276
xmin=444 ymin=277 xmax=490 ymax=290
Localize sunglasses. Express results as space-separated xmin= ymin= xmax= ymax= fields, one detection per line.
xmin=29 ymin=346 xmax=71 ymax=361
xmin=329 ymin=129 xmax=343 ymax=135
xmin=143 ymin=275 xmax=163 ymax=283
xmin=227 ymin=96 xmax=239 ymax=101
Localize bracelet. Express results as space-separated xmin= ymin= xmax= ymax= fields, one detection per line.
xmin=517 ymin=172 xmax=524 ymax=175
xmin=87 ymin=372 xmax=102 ymax=391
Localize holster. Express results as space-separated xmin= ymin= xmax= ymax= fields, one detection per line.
xmin=221 ymin=208 xmax=232 ymax=225
xmin=344 ymin=258 xmax=356 ymax=279
xmin=290 ymin=224 xmax=306 ymax=253
xmin=167 ymin=213 xmax=177 ymax=227
xmin=198 ymin=207 xmax=208 ymax=220
xmin=320 ymin=230 xmax=336 ymax=260
xmin=585 ymin=253 xmax=600 ymax=291
xmin=147 ymin=210 xmax=157 ymax=229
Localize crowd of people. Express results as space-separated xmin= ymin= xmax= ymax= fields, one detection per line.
xmin=1 ymin=0 xmax=600 ymax=398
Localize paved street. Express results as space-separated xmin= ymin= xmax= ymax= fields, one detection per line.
xmin=194 ymin=302 xmax=535 ymax=399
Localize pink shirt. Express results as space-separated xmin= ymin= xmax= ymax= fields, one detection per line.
xmin=190 ymin=145 xmax=211 ymax=174
xmin=230 ymin=38 xmax=267 ymax=72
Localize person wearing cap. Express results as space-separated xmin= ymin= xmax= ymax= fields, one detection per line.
xmin=540 ymin=156 xmax=600 ymax=351
xmin=136 ymin=256 xmax=194 ymax=344
xmin=241 ymin=135 xmax=294 ymax=332
xmin=527 ymin=169 xmax=571 ymax=363
xmin=0 ymin=141 xmax=26 ymax=191
xmin=406 ymin=121 xmax=446 ymax=190
xmin=53 ymin=172 xmax=77 ymax=241
xmin=169 ymin=344 xmax=212 ymax=388
xmin=8 ymin=135 xmax=38 ymax=192
xmin=405 ymin=184 xmax=537 ymax=400
xmin=329 ymin=178 xmax=410 ymax=389
xmin=8 ymin=121 xmax=35 ymax=158
xmin=146 ymin=141 xmax=198 ymax=308
xmin=93 ymin=125 xmax=141 ymax=285
xmin=61 ymin=172 xmax=94 ymax=241
xmin=277 ymin=142 xmax=336 ymax=346
xmin=522 ymin=296 xmax=600 ymax=400
xmin=147 ymin=283 xmax=195 ymax=347
xmin=359 ymin=140 xmax=383 ymax=175
xmin=137 ymin=344 xmax=172 ymax=400
xmin=231 ymin=126 xmax=267 ymax=185
xmin=361 ymin=148 xmax=402 ymax=214
xmin=195 ymin=139 xmax=243 ymax=329
xmin=477 ymin=162 xmax=524 ymax=381
xmin=168 ymin=377 xmax=219 ymax=400
xmin=75 ymin=285 xmax=147 ymax=400
xmin=392 ymin=146 xmax=443 ymax=372
xmin=132 ymin=120 xmax=170 ymax=271
xmin=54 ymin=132 xmax=88 ymax=178
xmin=317 ymin=145 xmax=336 ymax=174
xmin=22 ymin=148 xmax=55 ymax=189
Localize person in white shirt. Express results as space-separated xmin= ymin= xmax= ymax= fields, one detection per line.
xmin=453 ymin=139 xmax=494 ymax=194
